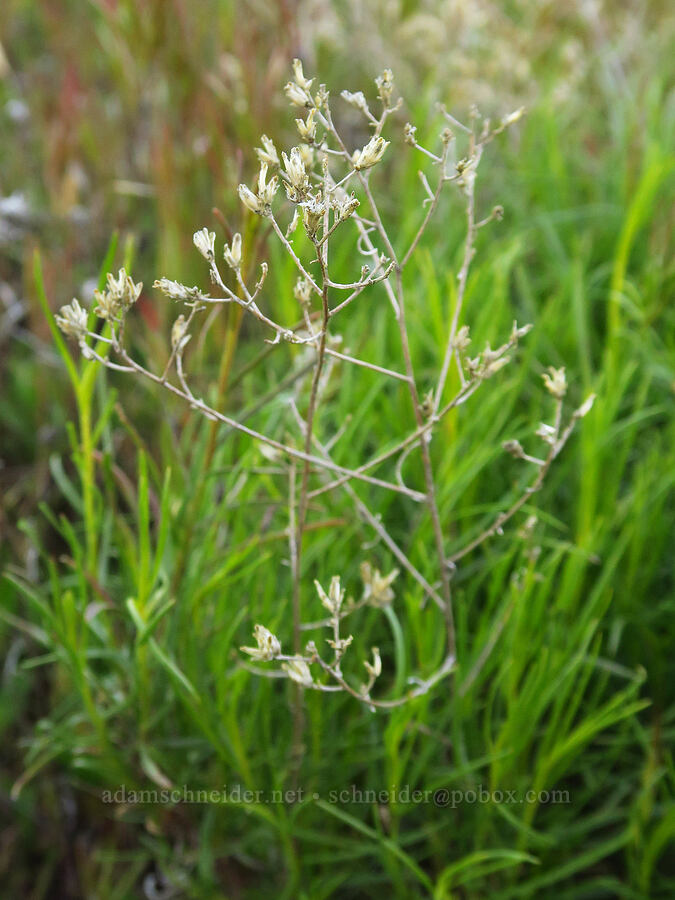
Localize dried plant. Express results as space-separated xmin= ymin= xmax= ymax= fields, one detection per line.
xmin=56 ymin=60 xmax=594 ymax=710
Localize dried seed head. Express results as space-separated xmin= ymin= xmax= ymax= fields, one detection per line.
xmin=240 ymin=624 xmax=282 ymax=661
xmin=55 ymin=298 xmax=88 ymax=340
xmin=404 ymin=122 xmax=417 ymax=145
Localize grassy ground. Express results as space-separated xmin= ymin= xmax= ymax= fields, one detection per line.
xmin=1 ymin=2 xmax=674 ymax=897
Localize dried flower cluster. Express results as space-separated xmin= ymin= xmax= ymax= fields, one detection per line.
xmin=56 ymin=60 xmax=594 ymax=709
xmin=239 ymin=569 xmax=398 ymax=705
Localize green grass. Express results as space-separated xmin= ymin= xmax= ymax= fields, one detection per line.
xmin=1 ymin=3 xmax=674 ymax=898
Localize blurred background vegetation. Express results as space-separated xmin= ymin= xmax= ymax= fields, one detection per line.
xmin=1 ymin=1 xmax=674 ymax=897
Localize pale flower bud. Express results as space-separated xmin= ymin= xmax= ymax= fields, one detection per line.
xmin=55 ymin=298 xmax=88 ymax=340
xmin=326 ymin=635 xmax=353 ymax=654
xmin=510 ymin=321 xmax=532 ymax=341
xmin=238 ymin=183 xmax=263 ymax=215
xmin=282 ymin=147 xmax=308 ymax=194
xmin=193 ymin=228 xmax=216 ymax=261
xmin=341 ymin=90 xmax=370 ymax=115
xmin=291 ymin=58 xmax=313 ymax=92
xmin=542 ymin=366 xmax=567 ymax=399
xmin=440 ymin=127 xmax=453 ymax=145
xmin=285 ymin=208 xmax=301 ymax=238
xmin=171 ymin=314 xmax=190 ymax=351
xmin=375 ymin=68 xmax=394 ymax=107
xmin=93 ymin=287 xmax=118 ymax=321
xmin=314 ymin=84 xmax=329 ymax=109
xmin=501 ymin=107 xmax=525 ymax=129
xmin=294 ymin=277 xmax=312 ymax=306
xmin=93 ymin=268 xmax=142 ymax=318
xmin=335 ymin=193 xmax=359 ymax=220
xmin=255 ymin=134 xmax=279 ymax=168
xmin=282 ymin=659 xmax=314 ymax=686
xmin=453 ymin=325 xmax=471 ymax=351
xmin=314 ymin=576 xmax=344 ymax=614
xmin=257 ymin=162 xmax=279 ymax=207
xmin=574 ymin=393 xmax=596 ymax=419
xmin=502 ymin=439 xmax=525 ymax=459
xmin=485 ymin=356 xmax=510 ymax=377
xmin=298 ymin=144 xmax=314 ymax=169
xmin=223 ymin=232 xmax=242 ymax=270
xmin=536 ymin=423 xmax=557 ymax=445
xmin=112 ymin=269 xmax=143 ymax=309
xmin=301 ymin=192 xmax=326 ymax=237
xmin=284 ymin=81 xmax=312 ymax=108
xmin=352 ymin=136 xmax=389 ymax=171
xmin=153 ymin=279 xmax=205 ymax=303
xmin=456 ymin=156 xmax=477 ymax=192
xmin=295 ymin=108 xmax=317 ymax=143
xmin=360 ymin=561 xmax=399 ymax=607
xmin=363 ymin=647 xmax=382 ymax=680
xmin=240 ymin=624 xmax=282 ymax=661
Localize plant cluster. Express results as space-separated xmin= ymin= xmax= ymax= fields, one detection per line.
xmin=55 ymin=60 xmax=594 ymax=710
